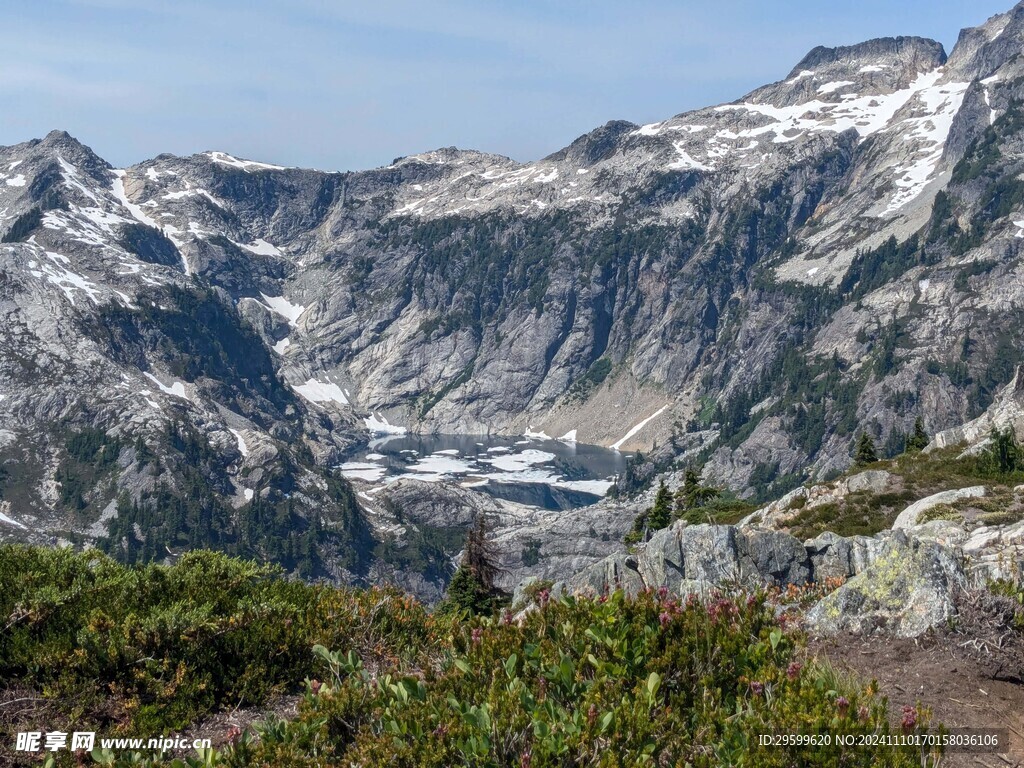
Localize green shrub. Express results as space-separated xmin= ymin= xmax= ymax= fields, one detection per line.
xmin=916 ymin=505 xmax=962 ymax=525
xmin=0 ymin=546 xmax=432 ymax=737
xmin=568 ymin=357 xmax=613 ymax=401
xmin=521 ymin=539 xmax=542 ymax=567
xmin=221 ymin=590 xmax=929 ymax=767
xmin=5 ymin=545 xmax=941 ymax=767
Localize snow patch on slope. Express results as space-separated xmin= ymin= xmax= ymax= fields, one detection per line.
xmin=817 ymin=80 xmax=855 ymax=94
xmin=229 ymin=428 xmax=249 ymax=457
xmin=28 ymin=251 xmax=102 ymax=305
xmin=260 ymin=293 xmax=305 ymax=327
xmin=58 ymin=157 xmax=99 ymax=204
xmin=366 ymin=413 xmax=407 ymax=435
xmin=880 ymin=78 xmax=970 ymax=215
xmin=611 ymin=405 xmax=669 ymax=450
xmin=294 ymin=378 xmax=349 ymax=405
xmin=241 ymin=239 xmax=283 ymax=257
xmin=667 ymin=144 xmax=712 ymax=171
xmin=206 ymin=151 xmax=287 ymax=172
xmin=0 ymin=509 xmax=27 ymax=529
xmin=143 ymin=372 xmax=190 ymax=400
xmin=111 ymin=170 xmax=190 ymax=275
xmin=716 ymin=69 xmax=945 ymax=142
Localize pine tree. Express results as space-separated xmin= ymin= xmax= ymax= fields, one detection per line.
xmin=674 ymin=468 xmax=720 ymax=517
xmin=648 ymin=481 xmax=673 ymax=531
xmin=854 ymin=432 xmax=878 ymax=465
xmin=443 ymin=515 xmax=502 ymax=614
xmin=980 ymin=427 xmax=1021 ymax=475
xmin=905 ymin=417 xmax=929 ymax=452
xmin=883 ymin=428 xmax=906 ymax=459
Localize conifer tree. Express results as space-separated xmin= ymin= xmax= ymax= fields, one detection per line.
xmin=905 ymin=417 xmax=929 ymax=452
xmin=855 ymin=432 xmax=878 ymax=465
xmin=648 ymin=481 xmax=673 ymax=531
xmin=979 ymin=427 xmax=1021 ymax=475
xmin=676 ymin=467 xmax=720 ymax=513
xmin=444 ymin=515 xmax=502 ymax=614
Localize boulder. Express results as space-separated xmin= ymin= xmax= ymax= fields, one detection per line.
xmin=845 ymin=469 xmax=892 ymax=495
xmin=572 ymin=523 xmax=813 ymax=597
xmin=632 ymin=523 xmax=811 ymax=594
xmin=739 ymin=528 xmax=812 ymax=586
xmin=804 ymin=531 xmax=886 ymax=582
xmin=908 ymin=519 xmax=969 ymax=548
xmin=569 ymin=553 xmax=644 ymax=597
xmin=847 ymin=535 xmax=887 ymax=574
xmin=805 ymin=533 xmax=967 ymax=637
xmin=741 ymin=487 xmax=806 ymax=528
xmin=962 ymin=520 xmax=1024 ymax=583
xmin=805 ymin=532 xmax=856 ymax=582
xmin=646 ymin=523 xmax=744 ymax=585
xmin=892 ymin=486 xmax=986 ymax=530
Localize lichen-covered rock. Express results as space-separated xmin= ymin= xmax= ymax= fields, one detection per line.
xmin=805 ymin=533 xmax=967 ymax=637
xmin=907 ymin=519 xmax=969 ymax=548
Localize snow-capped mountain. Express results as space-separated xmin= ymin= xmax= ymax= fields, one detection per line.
xmin=3 ymin=3 xmax=1024 ymax=585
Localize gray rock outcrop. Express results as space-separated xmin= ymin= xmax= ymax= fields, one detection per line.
xmin=571 ymin=522 xmax=820 ymax=597
xmin=930 ymin=367 xmax=1024 ymax=451
xmin=892 ymin=486 xmax=986 ymax=529
xmin=805 ymin=533 xmax=967 ymax=637
xmin=556 ymin=510 xmax=1024 ymax=638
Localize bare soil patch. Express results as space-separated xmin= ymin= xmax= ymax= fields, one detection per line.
xmin=810 ymin=593 xmax=1024 ymax=767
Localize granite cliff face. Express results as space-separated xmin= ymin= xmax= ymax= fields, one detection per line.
xmin=3 ymin=5 xmax=1024 ymax=587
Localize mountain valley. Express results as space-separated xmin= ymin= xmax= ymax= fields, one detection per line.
xmin=3 ymin=4 xmax=1024 ymax=601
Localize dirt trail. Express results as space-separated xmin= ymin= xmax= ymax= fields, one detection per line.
xmin=812 ymin=633 xmax=1024 ymax=767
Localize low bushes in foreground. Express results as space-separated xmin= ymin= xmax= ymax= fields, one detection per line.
xmin=1 ymin=547 xmax=935 ymax=766
xmin=0 ymin=545 xmax=431 ymax=737
xmin=219 ymin=589 xmax=929 ymax=767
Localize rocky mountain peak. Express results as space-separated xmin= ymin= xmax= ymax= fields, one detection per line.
xmin=36 ymin=129 xmax=110 ymax=171
xmin=41 ymin=128 xmax=76 ymax=144
xmin=544 ymin=120 xmax=638 ymax=166
xmin=747 ymin=36 xmax=946 ymax=109
xmin=389 ymin=146 xmax=512 ymax=169
xmin=787 ymin=36 xmax=947 ymax=81
xmin=944 ymin=2 xmax=1024 ymax=81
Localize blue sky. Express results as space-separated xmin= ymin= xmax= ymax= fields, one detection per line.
xmin=0 ymin=0 xmax=1013 ymax=171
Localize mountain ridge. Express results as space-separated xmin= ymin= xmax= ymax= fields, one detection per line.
xmin=3 ymin=2 xmax=1024 ymax=596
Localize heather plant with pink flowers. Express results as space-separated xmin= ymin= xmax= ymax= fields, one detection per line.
xmin=2 ymin=546 xmax=940 ymax=767
xmin=213 ymin=588 xmax=931 ymax=767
